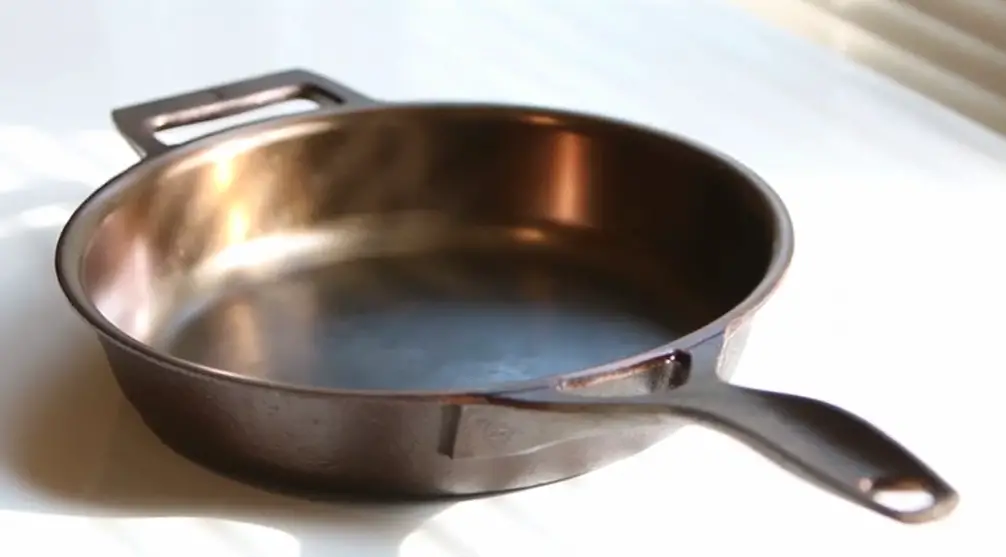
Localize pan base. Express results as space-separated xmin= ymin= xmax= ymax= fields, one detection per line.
xmin=149 ymin=237 xmax=693 ymax=391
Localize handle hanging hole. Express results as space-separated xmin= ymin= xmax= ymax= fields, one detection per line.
xmin=868 ymin=478 xmax=937 ymax=514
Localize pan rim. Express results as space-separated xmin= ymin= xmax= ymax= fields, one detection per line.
xmin=54 ymin=102 xmax=795 ymax=400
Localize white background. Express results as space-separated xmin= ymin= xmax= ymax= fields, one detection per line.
xmin=0 ymin=0 xmax=999 ymax=555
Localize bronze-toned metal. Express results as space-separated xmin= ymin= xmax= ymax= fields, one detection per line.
xmin=55 ymin=69 xmax=957 ymax=524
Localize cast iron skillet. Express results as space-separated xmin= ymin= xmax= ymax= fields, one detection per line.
xmin=54 ymin=69 xmax=956 ymax=524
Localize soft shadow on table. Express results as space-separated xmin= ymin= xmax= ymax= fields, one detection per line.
xmin=0 ymin=180 xmax=452 ymax=557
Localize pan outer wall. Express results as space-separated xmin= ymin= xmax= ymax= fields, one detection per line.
xmin=97 ymin=320 xmax=749 ymax=496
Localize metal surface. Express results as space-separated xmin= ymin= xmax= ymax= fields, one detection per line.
xmin=55 ymin=69 xmax=957 ymax=524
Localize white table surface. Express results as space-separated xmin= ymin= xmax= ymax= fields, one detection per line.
xmin=0 ymin=0 xmax=999 ymax=555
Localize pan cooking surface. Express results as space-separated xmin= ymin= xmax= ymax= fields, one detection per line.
xmin=152 ymin=245 xmax=691 ymax=391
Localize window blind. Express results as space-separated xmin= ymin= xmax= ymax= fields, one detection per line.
xmin=730 ymin=0 xmax=1006 ymax=134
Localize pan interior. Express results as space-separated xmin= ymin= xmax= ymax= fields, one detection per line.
xmin=152 ymin=235 xmax=693 ymax=391
xmin=74 ymin=106 xmax=778 ymax=392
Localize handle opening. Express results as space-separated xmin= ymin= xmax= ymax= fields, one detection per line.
xmin=154 ymin=98 xmax=321 ymax=147
xmin=866 ymin=476 xmax=958 ymax=523
xmin=112 ymin=69 xmax=376 ymax=157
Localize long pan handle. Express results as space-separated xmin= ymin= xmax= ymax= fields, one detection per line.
xmin=451 ymin=374 xmax=958 ymax=524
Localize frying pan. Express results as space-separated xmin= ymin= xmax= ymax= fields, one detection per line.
xmin=54 ymin=69 xmax=957 ymax=524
